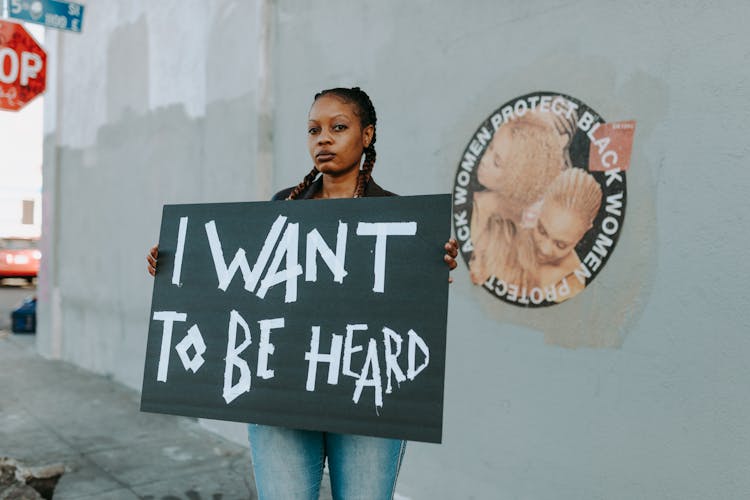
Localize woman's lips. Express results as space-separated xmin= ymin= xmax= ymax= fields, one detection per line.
xmin=536 ymin=249 xmax=554 ymax=264
xmin=316 ymin=151 xmax=335 ymax=162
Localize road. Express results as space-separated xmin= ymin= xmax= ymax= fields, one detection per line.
xmin=0 ymin=279 xmax=36 ymax=331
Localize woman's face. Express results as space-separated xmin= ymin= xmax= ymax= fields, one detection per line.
xmin=476 ymin=125 xmax=512 ymax=192
xmin=531 ymin=201 xmax=591 ymax=265
xmin=307 ymin=95 xmax=373 ymax=177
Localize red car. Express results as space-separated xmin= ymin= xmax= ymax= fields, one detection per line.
xmin=0 ymin=238 xmax=41 ymax=284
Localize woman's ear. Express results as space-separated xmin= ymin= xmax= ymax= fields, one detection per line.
xmin=362 ymin=125 xmax=374 ymax=148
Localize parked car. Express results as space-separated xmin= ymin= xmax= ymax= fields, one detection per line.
xmin=0 ymin=238 xmax=41 ymax=284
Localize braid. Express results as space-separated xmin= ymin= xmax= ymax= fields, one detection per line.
xmin=546 ymin=168 xmax=602 ymax=225
xmin=314 ymin=87 xmax=377 ymax=198
xmin=355 ymin=144 xmax=376 ymax=197
xmin=286 ymin=166 xmax=320 ymax=200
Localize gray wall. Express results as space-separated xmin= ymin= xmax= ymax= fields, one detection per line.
xmin=38 ymin=1 xmax=750 ymax=499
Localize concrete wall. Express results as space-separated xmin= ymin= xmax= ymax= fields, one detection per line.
xmin=38 ymin=1 xmax=750 ymax=498
xmin=37 ymin=0 xmax=270 ymax=442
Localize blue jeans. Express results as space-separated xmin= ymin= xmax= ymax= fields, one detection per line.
xmin=248 ymin=424 xmax=406 ymax=500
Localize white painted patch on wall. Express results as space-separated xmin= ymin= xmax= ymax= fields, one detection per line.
xmin=147 ymin=2 xmax=208 ymax=117
xmin=161 ymin=446 xmax=193 ymax=462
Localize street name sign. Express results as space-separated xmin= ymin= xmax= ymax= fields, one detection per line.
xmin=7 ymin=0 xmax=84 ymax=33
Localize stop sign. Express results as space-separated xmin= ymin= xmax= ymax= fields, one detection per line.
xmin=0 ymin=20 xmax=46 ymax=112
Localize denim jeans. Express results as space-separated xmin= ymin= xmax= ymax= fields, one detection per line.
xmin=248 ymin=424 xmax=406 ymax=500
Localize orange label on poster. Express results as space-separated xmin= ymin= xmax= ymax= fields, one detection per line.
xmin=588 ymin=120 xmax=636 ymax=172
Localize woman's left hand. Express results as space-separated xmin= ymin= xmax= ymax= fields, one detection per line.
xmin=444 ymin=238 xmax=458 ymax=283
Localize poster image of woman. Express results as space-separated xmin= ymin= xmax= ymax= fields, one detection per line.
xmin=468 ymin=102 xmax=576 ymax=286
xmin=500 ymin=168 xmax=602 ymax=302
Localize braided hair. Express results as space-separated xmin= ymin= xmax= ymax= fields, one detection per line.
xmin=511 ymin=168 xmax=602 ymax=288
xmin=287 ymin=87 xmax=377 ymax=199
xmin=545 ymin=168 xmax=602 ymax=226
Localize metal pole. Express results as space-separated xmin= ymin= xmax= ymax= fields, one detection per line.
xmin=50 ymin=27 xmax=63 ymax=358
xmin=255 ymin=0 xmax=274 ymax=201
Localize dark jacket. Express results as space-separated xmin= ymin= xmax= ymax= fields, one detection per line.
xmin=272 ymin=177 xmax=395 ymax=200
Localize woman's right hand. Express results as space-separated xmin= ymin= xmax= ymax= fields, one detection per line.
xmin=147 ymin=245 xmax=158 ymax=276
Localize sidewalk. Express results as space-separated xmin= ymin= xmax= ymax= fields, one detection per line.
xmin=0 ymin=332 xmax=258 ymax=500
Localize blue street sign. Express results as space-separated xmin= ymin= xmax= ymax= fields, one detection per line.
xmin=7 ymin=0 xmax=84 ymax=33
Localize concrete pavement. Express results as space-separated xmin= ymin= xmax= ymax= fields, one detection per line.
xmin=0 ymin=332 xmax=258 ymax=500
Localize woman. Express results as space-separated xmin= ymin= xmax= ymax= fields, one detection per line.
xmin=500 ymin=168 xmax=602 ymax=302
xmin=147 ymin=87 xmax=458 ymax=499
xmin=469 ymin=106 xmax=576 ymax=285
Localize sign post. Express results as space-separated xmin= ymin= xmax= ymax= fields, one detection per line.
xmin=7 ymin=0 xmax=84 ymax=33
xmin=0 ymin=19 xmax=46 ymax=111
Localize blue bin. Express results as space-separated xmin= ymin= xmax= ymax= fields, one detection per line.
xmin=11 ymin=297 xmax=36 ymax=334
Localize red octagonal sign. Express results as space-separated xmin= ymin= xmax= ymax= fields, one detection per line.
xmin=0 ymin=20 xmax=46 ymax=112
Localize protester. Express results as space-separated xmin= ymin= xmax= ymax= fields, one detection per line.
xmin=148 ymin=86 xmax=458 ymax=499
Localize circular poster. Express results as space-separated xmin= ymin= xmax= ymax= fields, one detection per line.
xmin=452 ymin=91 xmax=631 ymax=307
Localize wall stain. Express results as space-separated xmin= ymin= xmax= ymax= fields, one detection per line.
xmin=465 ymin=51 xmax=667 ymax=349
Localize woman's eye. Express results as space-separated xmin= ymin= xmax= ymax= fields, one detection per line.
xmin=333 ymin=124 xmax=347 ymax=131
xmin=308 ymin=127 xmax=319 ymax=135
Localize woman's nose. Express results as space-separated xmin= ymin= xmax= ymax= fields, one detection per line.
xmin=318 ymin=129 xmax=333 ymax=144
xmin=539 ymin=240 xmax=554 ymax=258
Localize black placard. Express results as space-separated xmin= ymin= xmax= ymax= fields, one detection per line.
xmin=141 ymin=195 xmax=451 ymax=443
